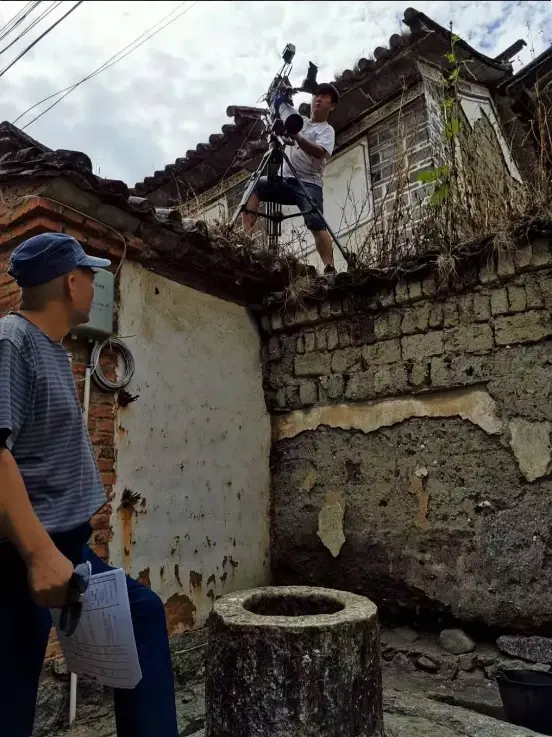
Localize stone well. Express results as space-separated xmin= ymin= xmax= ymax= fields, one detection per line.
xmin=205 ymin=585 xmax=384 ymax=737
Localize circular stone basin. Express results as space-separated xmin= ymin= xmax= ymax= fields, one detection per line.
xmin=243 ymin=591 xmax=345 ymax=617
xmin=206 ymin=586 xmax=384 ymax=737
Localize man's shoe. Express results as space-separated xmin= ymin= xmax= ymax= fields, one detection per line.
xmin=323 ymin=264 xmax=336 ymax=278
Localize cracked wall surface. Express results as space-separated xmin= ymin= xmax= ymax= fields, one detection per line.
xmin=262 ymin=237 xmax=552 ymax=631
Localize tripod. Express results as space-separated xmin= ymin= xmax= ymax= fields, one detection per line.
xmin=230 ymin=123 xmax=354 ymax=269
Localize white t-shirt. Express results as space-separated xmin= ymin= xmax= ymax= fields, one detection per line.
xmin=281 ymin=117 xmax=335 ymax=187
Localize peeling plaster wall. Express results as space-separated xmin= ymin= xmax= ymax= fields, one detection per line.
xmin=112 ymin=262 xmax=271 ymax=632
xmin=262 ymin=236 xmax=552 ymax=631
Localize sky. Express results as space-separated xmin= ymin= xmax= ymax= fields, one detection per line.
xmin=0 ymin=0 xmax=550 ymax=187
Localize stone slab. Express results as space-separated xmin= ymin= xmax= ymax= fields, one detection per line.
xmin=383 ymin=689 xmax=543 ymax=737
xmin=497 ymin=636 xmax=552 ymax=665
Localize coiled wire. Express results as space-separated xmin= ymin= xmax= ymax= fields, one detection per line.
xmin=90 ymin=338 xmax=135 ymax=392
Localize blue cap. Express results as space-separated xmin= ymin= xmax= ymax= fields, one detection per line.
xmin=8 ymin=232 xmax=111 ymax=288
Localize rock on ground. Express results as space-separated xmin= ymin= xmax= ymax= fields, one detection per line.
xmin=497 ymin=636 xmax=552 ymax=664
xmin=439 ymin=628 xmax=476 ymax=655
xmin=43 ymin=625 xmax=552 ymax=737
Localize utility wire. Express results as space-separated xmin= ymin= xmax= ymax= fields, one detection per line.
xmin=17 ymin=1 xmax=197 ymax=131
xmin=0 ymin=2 xmax=36 ymax=40
xmin=0 ymin=2 xmax=62 ymax=57
xmin=0 ymin=1 xmax=83 ymax=81
xmin=0 ymin=2 xmax=41 ymax=43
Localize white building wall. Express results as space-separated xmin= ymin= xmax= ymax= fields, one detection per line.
xmin=111 ymin=261 xmax=271 ymax=632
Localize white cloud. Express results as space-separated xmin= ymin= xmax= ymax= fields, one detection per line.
xmin=0 ymin=0 xmax=550 ymax=186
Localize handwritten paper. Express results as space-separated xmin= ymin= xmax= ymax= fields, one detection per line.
xmin=52 ymin=567 xmax=142 ymax=689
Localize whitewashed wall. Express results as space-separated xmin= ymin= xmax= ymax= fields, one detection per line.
xmin=111 ymin=261 xmax=271 ymax=632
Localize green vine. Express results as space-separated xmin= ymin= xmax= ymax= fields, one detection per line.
xmin=417 ymin=29 xmax=462 ymax=217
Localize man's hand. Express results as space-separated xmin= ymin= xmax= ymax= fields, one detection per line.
xmin=0 ymin=446 xmax=75 ymax=608
xmin=26 ymin=545 xmax=75 ymax=608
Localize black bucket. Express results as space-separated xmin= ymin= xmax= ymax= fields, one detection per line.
xmin=496 ymin=669 xmax=552 ymax=735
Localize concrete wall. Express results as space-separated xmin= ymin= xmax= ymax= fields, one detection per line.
xmin=112 ymin=262 xmax=271 ymax=632
xmin=261 ymin=236 xmax=552 ymax=633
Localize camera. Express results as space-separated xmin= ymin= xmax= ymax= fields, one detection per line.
xmin=264 ymin=43 xmax=319 ymax=136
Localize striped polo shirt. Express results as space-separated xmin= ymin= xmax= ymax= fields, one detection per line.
xmin=0 ymin=313 xmax=106 ymax=534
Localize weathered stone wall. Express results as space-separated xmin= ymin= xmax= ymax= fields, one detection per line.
xmin=261 ymin=235 xmax=552 ymax=632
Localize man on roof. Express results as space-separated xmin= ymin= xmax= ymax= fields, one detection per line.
xmin=242 ymin=82 xmax=340 ymax=276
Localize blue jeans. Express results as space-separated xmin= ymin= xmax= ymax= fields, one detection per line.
xmin=0 ymin=524 xmax=179 ymax=737
xmin=254 ymin=176 xmax=326 ymax=231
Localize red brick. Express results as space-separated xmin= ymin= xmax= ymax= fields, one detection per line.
xmin=84 ymin=218 xmax=109 ymax=235
xmin=101 ymin=472 xmax=115 ymax=487
xmin=0 ymin=196 xmax=43 ymax=226
xmin=89 ymin=405 xmax=114 ymax=419
xmin=0 ymin=218 xmax=63 ymax=247
xmin=89 ymin=431 xmax=112 ymax=446
xmin=60 ymin=208 xmax=85 ymax=225
xmin=87 ymin=235 xmax=110 ymax=253
xmin=96 ymin=418 xmax=114 ymax=433
xmin=97 ymin=459 xmax=114 ymax=473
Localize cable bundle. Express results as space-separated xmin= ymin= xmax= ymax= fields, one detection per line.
xmin=90 ymin=338 xmax=135 ymax=392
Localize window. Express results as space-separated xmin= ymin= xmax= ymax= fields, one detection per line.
xmin=324 ymin=142 xmax=371 ymax=236
xmin=200 ymin=197 xmax=227 ymax=224
xmin=226 ymin=179 xmax=248 ymax=218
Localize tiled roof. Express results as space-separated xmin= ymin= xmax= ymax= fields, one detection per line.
xmin=132 ymin=7 xmax=520 ymax=203
xmin=501 ymin=42 xmax=552 ymax=91
xmin=333 ymin=6 xmax=514 ymax=91
xmin=327 ymin=7 xmax=517 ymax=134
xmin=0 ymin=120 xmax=51 ymax=156
xmin=132 ymin=106 xmax=266 ymax=198
xmin=0 ymin=120 xmax=184 ymax=226
xmin=0 ymin=120 xmax=311 ymax=306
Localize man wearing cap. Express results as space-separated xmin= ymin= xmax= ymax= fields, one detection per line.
xmin=242 ymin=82 xmax=339 ymax=275
xmin=0 ymin=233 xmax=179 ymax=736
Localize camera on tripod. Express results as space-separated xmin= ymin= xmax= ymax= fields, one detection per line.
xmin=263 ymin=43 xmax=319 ymax=137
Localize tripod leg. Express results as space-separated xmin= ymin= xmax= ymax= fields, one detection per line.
xmin=280 ymin=151 xmax=352 ymax=269
xmin=229 ymin=148 xmax=273 ymax=228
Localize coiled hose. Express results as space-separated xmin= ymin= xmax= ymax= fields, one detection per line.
xmin=90 ymin=338 xmax=135 ymax=392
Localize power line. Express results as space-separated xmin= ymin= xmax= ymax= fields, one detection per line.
xmin=0 ymin=2 xmax=41 ymax=43
xmin=0 ymin=1 xmax=83 ymax=81
xmin=16 ymin=1 xmax=197 ymax=131
xmin=17 ymin=0 xmax=196 ymax=127
xmin=14 ymin=0 xmax=192 ymax=124
xmin=0 ymin=2 xmax=63 ymax=57
xmin=0 ymin=2 xmax=37 ymax=40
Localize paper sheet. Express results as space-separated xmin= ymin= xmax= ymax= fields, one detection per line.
xmin=52 ymin=567 xmax=142 ymax=689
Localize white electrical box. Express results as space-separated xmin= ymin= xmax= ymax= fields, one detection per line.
xmin=73 ymin=269 xmax=115 ymax=339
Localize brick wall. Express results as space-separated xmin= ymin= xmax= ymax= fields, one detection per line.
xmin=261 ymin=237 xmax=552 ymax=414
xmin=262 ymin=235 xmax=552 ymax=632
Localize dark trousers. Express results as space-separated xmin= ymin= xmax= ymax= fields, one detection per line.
xmin=0 ymin=523 xmax=179 ymax=737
